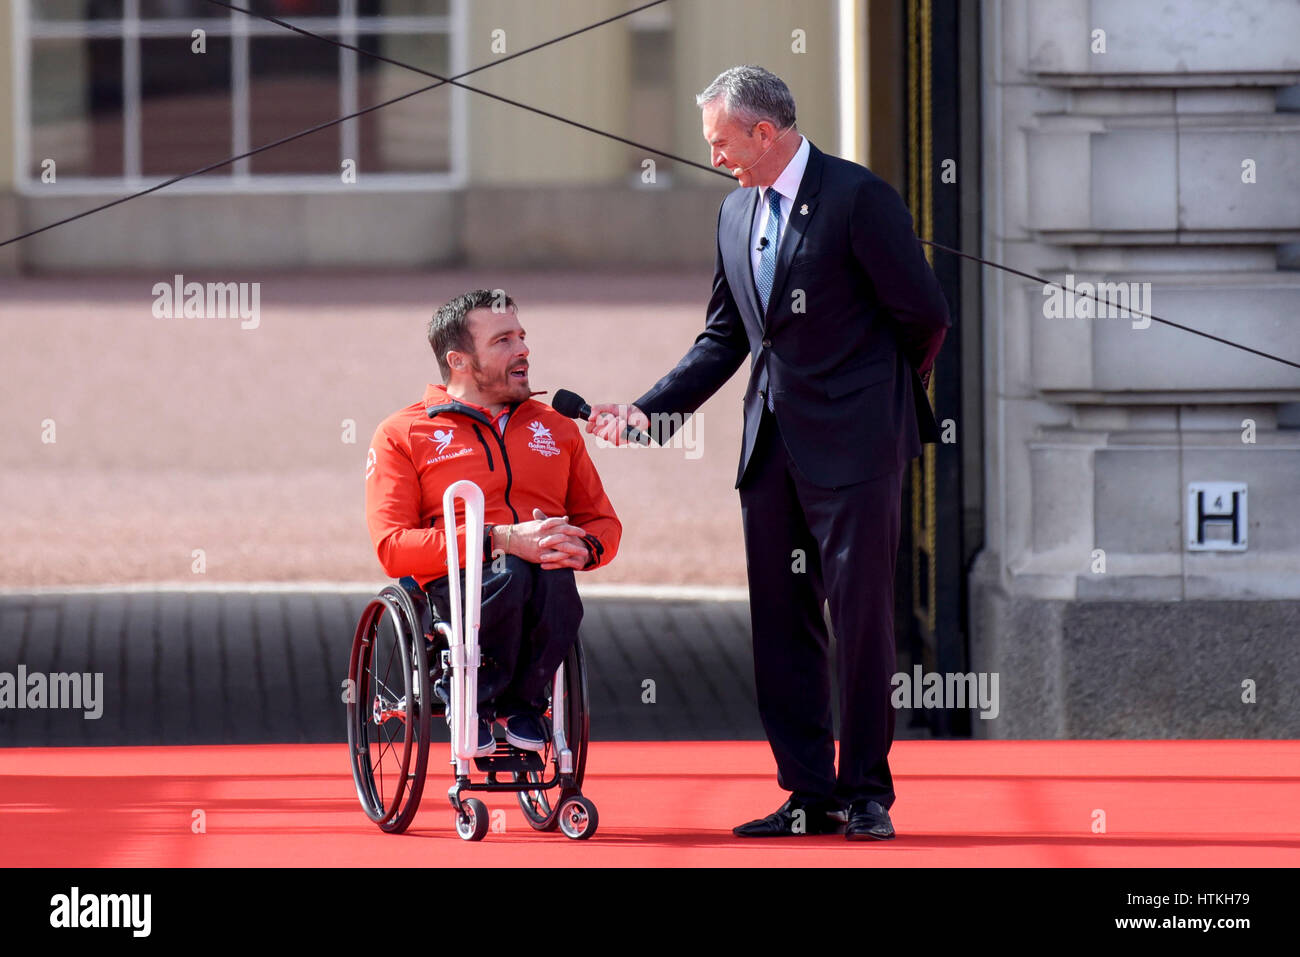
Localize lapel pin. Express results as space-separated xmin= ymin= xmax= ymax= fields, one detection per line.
xmin=800 ymin=204 xmax=809 ymax=216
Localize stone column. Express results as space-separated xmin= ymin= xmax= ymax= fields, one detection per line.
xmin=670 ymin=0 xmax=838 ymax=184
xmin=0 ymin=9 xmax=18 ymax=275
xmin=464 ymin=0 xmax=631 ymax=185
xmin=974 ymin=0 xmax=1300 ymax=737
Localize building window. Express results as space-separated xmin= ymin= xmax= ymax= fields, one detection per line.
xmin=20 ymin=0 xmax=464 ymax=190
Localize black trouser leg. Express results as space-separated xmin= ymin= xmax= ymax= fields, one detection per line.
xmin=511 ymin=566 xmax=582 ymax=713
xmin=426 ymin=556 xmax=529 ymax=720
xmin=739 ymin=409 xmax=836 ymax=805
xmin=426 ymin=556 xmax=581 ymax=718
xmin=793 ymin=460 xmax=905 ymax=809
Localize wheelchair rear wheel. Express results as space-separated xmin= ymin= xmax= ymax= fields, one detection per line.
xmin=514 ymin=637 xmax=590 ymax=831
xmin=347 ymin=587 xmax=432 ymax=834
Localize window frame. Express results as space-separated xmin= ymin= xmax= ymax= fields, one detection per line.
xmin=12 ymin=0 xmax=468 ymax=195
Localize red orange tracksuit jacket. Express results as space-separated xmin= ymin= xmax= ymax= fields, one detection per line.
xmin=366 ymin=384 xmax=621 ymax=586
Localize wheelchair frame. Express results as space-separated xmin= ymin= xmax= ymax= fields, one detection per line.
xmin=346 ymin=480 xmax=598 ymax=841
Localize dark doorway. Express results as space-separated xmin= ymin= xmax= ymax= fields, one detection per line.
xmin=871 ymin=0 xmax=984 ymax=736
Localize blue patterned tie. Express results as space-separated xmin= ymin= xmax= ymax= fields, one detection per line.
xmin=756 ymin=188 xmax=783 ymax=412
xmin=756 ymin=187 xmax=783 ymax=311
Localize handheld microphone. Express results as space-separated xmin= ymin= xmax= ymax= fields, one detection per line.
xmin=729 ymin=124 xmax=795 ymax=177
xmin=552 ymin=389 xmax=651 ymax=446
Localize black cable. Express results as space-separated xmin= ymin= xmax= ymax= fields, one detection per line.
xmin=919 ymin=238 xmax=1300 ymax=372
xmin=201 ymin=0 xmax=722 ymax=176
xmin=202 ymin=0 xmax=1300 ymax=374
xmin=6 ymin=0 xmax=1298 ymax=375
xmin=0 ymin=0 xmax=686 ymax=250
xmin=0 ymin=80 xmax=441 ymax=249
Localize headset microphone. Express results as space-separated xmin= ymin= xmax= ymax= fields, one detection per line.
xmin=729 ymin=124 xmax=794 ymax=178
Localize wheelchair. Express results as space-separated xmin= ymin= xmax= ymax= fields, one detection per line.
xmin=346 ymin=481 xmax=597 ymax=841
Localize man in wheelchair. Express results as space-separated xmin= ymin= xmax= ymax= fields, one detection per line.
xmin=365 ymin=289 xmax=621 ymax=758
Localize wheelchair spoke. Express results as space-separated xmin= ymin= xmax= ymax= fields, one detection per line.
xmin=377 ymin=643 xmax=399 ymax=701
xmin=371 ymin=674 xmax=399 ymax=702
xmin=368 ymin=648 xmax=412 ymax=814
xmin=374 ymin=721 xmax=394 ymax=771
xmin=348 ymin=591 xmax=432 ymax=832
xmin=365 ymin=656 xmax=407 ymax=725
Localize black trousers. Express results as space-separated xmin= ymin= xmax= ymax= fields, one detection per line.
xmin=739 ymin=407 xmax=906 ymax=808
xmin=425 ymin=555 xmax=582 ymax=720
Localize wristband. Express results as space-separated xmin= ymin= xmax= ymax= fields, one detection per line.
xmin=580 ymin=533 xmax=601 ymax=570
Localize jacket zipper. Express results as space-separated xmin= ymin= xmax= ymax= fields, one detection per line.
xmin=428 ymin=401 xmax=519 ymax=524
xmin=471 ymin=424 xmax=495 ymax=472
xmin=495 ymin=413 xmax=519 ymax=524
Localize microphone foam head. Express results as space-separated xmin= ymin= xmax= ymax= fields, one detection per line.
xmin=551 ymin=389 xmax=586 ymax=419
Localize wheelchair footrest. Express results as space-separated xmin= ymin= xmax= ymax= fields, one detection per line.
xmin=473 ymin=746 xmax=545 ymax=774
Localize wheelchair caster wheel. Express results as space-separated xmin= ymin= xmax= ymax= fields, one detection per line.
xmin=557 ymin=796 xmax=598 ymax=840
xmin=456 ymin=798 xmax=490 ymax=842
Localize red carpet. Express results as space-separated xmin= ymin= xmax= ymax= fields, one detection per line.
xmin=2 ymin=741 xmax=1297 ymax=867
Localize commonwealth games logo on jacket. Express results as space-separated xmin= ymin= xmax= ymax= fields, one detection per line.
xmin=527 ymin=420 xmax=560 ymax=457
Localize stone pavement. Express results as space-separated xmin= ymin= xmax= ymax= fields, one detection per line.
xmin=0 ymin=589 xmax=933 ymax=746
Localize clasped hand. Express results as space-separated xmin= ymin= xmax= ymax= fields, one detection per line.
xmin=507 ymin=508 xmax=590 ymax=570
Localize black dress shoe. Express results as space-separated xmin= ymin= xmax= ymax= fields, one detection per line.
xmin=845 ymin=800 xmax=895 ymax=841
xmin=733 ymin=797 xmax=843 ymax=837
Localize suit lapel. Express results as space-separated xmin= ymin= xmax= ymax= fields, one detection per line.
xmin=737 ymin=188 xmax=764 ymax=329
xmin=764 ymin=143 xmax=824 ymax=330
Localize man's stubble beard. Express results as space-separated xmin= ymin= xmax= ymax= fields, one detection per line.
xmin=470 ymin=356 xmax=529 ymax=405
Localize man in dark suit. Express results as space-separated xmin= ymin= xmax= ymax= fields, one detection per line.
xmin=589 ymin=65 xmax=950 ymax=840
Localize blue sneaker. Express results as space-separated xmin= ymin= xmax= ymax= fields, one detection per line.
xmin=474 ymin=718 xmax=496 ymax=757
xmin=504 ymin=711 xmax=549 ymax=752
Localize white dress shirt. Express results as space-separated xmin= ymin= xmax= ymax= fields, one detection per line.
xmin=749 ymin=134 xmax=811 ymax=284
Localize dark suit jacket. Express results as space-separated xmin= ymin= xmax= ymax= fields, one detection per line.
xmin=635 ymin=141 xmax=951 ymax=489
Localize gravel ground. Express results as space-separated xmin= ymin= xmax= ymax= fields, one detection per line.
xmin=0 ymin=269 xmax=750 ymax=587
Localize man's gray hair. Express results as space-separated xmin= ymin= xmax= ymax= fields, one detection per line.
xmin=696 ymin=65 xmax=797 ymax=130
